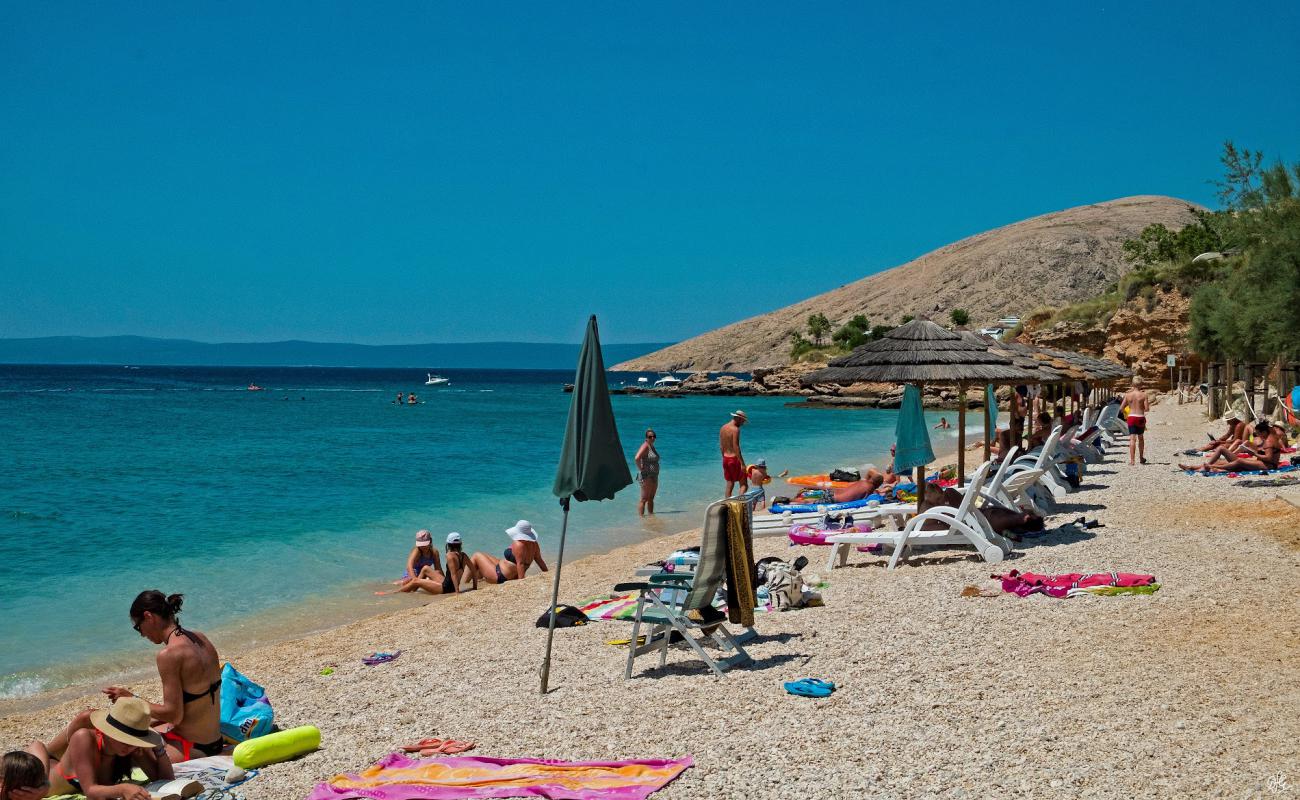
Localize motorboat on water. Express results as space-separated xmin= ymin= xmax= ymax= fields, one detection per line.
xmin=636 ymin=377 xmax=649 ymax=384
xmin=425 ymin=373 xmax=451 ymax=386
xmin=653 ymin=373 xmax=683 ymax=388
xmin=247 ymin=384 xmax=265 ymax=391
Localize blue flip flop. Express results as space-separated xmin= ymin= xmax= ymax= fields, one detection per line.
xmin=784 ymin=678 xmax=835 ymax=697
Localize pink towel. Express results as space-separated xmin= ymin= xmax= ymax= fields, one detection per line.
xmin=995 ymin=569 xmax=1156 ymax=598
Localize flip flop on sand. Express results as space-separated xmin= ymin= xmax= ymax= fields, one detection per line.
xmin=363 ymin=650 xmax=401 ymax=666
xmin=403 ymin=738 xmax=476 ymax=756
xmin=605 ymin=636 xmax=648 ymax=647
xmin=784 ymin=678 xmax=835 ymax=697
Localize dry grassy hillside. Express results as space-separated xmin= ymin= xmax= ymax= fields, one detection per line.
xmin=615 ymin=195 xmax=1200 ymax=371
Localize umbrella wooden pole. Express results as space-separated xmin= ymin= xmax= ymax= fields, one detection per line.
xmin=539 ymin=497 xmax=572 ymax=694
xmin=957 ymin=382 xmax=967 ymax=484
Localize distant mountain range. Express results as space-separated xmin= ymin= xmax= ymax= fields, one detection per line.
xmin=0 ymin=336 xmax=674 ymax=370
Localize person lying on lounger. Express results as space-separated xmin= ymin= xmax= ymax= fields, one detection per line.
xmin=470 ymin=520 xmax=548 ymax=584
xmin=1180 ymin=420 xmax=1283 ymax=473
xmin=1025 ymin=412 xmax=1053 ymax=451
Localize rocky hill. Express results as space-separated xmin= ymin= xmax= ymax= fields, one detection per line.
xmin=1024 ymin=287 xmax=1197 ymax=389
xmin=615 ymin=195 xmax=1201 ymax=372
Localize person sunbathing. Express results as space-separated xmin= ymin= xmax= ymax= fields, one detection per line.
xmin=1193 ymin=414 xmax=1247 ymax=454
xmin=43 ymin=591 xmax=224 ymax=765
xmin=404 ymin=532 xmax=478 ymax=594
xmin=34 ymin=698 xmax=175 ymax=800
xmin=398 ymin=530 xmax=446 ymax=594
xmin=1025 ymin=412 xmax=1053 ymax=451
xmin=2 ymin=751 xmax=49 ymax=800
xmin=831 ymin=473 xmax=883 ymax=503
xmin=1180 ymin=420 xmax=1283 ymax=473
xmin=470 ymin=520 xmax=548 ymax=584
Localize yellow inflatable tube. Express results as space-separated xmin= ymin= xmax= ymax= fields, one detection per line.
xmin=232 ymin=725 xmax=321 ymax=769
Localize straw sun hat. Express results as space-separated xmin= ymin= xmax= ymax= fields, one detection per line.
xmin=91 ymin=697 xmax=164 ymax=749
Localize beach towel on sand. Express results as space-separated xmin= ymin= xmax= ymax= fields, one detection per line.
xmin=305 ymin=753 xmax=693 ymax=800
xmin=995 ymin=569 xmax=1158 ymax=599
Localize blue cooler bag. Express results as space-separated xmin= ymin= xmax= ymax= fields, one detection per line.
xmin=220 ymin=662 xmax=274 ymax=742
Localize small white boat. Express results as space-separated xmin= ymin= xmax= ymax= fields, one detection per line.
xmin=424 ymin=373 xmax=450 ymax=386
xmin=636 ymin=377 xmax=649 ymax=384
xmin=653 ymin=373 xmax=683 ymax=388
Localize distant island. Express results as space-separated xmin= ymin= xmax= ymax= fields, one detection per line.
xmin=0 ymin=335 xmax=674 ymax=370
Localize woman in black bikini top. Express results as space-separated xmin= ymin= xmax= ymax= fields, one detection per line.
xmin=105 ymin=591 xmax=225 ymax=761
xmin=441 ymin=533 xmax=478 ymax=593
xmin=469 ymin=520 xmax=550 ymax=584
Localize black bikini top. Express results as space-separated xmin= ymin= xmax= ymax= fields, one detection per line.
xmin=169 ymin=626 xmax=221 ymax=705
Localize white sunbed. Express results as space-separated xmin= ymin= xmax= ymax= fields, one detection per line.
xmin=825 ymin=461 xmax=1011 ymax=570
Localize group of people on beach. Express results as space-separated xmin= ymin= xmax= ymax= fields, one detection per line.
xmin=396 ymin=520 xmax=548 ymax=595
xmin=630 ymin=410 xmax=786 ymax=517
xmin=3 ymin=592 xmax=223 ymax=800
xmin=1178 ymin=410 xmax=1291 ymax=473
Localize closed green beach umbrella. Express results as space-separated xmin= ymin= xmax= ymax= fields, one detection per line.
xmin=893 ymin=384 xmax=935 ymax=473
xmin=541 ymin=315 xmax=633 ymax=694
xmin=552 ymin=316 xmax=633 ymax=501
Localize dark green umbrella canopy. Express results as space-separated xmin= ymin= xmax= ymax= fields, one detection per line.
xmin=553 ymin=316 xmax=633 ymax=502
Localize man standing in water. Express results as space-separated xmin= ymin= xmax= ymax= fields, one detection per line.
xmin=719 ymin=410 xmax=747 ymax=497
xmin=1122 ymin=379 xmax=1150 ymax=465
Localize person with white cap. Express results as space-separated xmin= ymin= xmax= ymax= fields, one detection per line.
xmin=37 ymin=696 xmax=174 ymax=799
xmin=719 ymin=410 xmax=748 ymax=497
xmin=470 ymin=520 xmax=549 ymax=585
xmin=442 ymin=532 xmax=478 ymax=594
xmin=399 ymin=529 xmax=461 ymax=595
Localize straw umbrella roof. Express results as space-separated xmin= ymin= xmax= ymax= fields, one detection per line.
xmin=962 ymin=333 xmax=1070 ymax=383
xmin=801 ymin=319 xmax=1038 ymax=386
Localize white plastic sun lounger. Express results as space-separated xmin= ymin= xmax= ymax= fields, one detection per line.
xmin=825 ymin=462 xmax=1010 ymax=570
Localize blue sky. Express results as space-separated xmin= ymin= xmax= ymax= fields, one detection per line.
xmin=3 ymin=2 xmax=1298 ymax=345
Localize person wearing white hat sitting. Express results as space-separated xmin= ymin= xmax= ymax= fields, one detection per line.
xmin=37 ymin=697 xmax=174 ymax=799
xmin=470 ymin=520 xmax=549 ymax=585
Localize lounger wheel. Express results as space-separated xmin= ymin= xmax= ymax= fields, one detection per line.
xmin=982 ymin=544 xmax=1004 ymax=563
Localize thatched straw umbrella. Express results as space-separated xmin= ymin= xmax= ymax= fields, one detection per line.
xmin=802 ymin=319 xmax=1037 ymax=484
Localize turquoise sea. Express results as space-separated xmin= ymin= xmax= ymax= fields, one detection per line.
xmin=0 ymin=365 xmax=961 ymax=701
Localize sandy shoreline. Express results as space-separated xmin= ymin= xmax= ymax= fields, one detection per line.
xmin=5 ymin=398 xmax=1298 ymax=798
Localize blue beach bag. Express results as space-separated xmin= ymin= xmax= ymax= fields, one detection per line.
xmin=220 ymin=662 xmax=275 ymax=742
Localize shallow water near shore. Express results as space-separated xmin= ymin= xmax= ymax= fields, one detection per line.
xmin=0 ymin=364 xmax=960 ymax=699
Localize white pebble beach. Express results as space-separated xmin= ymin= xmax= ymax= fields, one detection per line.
xmin=4 ymin=395 xmax=1298 ymax=799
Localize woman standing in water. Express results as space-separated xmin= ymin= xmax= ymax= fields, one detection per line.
xmin=470 ymin=520 xmax=548 ymax=584
xmin=634 ymin=428 xmax=660 ymax=516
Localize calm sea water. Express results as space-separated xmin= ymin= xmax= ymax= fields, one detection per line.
xmin=0 ymin=364 xmax=960 ymax=699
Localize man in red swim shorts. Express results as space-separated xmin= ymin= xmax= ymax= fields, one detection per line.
xmin=719 ymin=410 xmax=748 ymax=497
xmin=1121 ymin=379 xmax=1150 ymax=465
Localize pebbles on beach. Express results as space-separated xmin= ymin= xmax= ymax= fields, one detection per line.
xmin=3 ymin=396 xmax=1298 ymax=798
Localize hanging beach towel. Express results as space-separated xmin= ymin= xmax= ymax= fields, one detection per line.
xmin=220 ymin=662 xmax=274 ymax=743
xmin=894 ymin=385 xmax=935 ymax=473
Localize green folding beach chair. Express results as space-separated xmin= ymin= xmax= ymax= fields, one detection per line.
xmin=613 ymin=497 xmax=754 ymax=678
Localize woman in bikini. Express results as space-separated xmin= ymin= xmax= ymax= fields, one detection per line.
xmin=40 ymin=592 xmax=223 ymax=764
xmin=1181 ymin=420 xmax=1283 ymax=473
xmin=470 ymin=520 xmax=549 ymax=584
xmin=401 ymin=532 xmax=479 ymax=594
xmin=34 ymin=697 xmax=173 ymax=800
xmin=398 ymin=530 xmax=446 ymax=593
